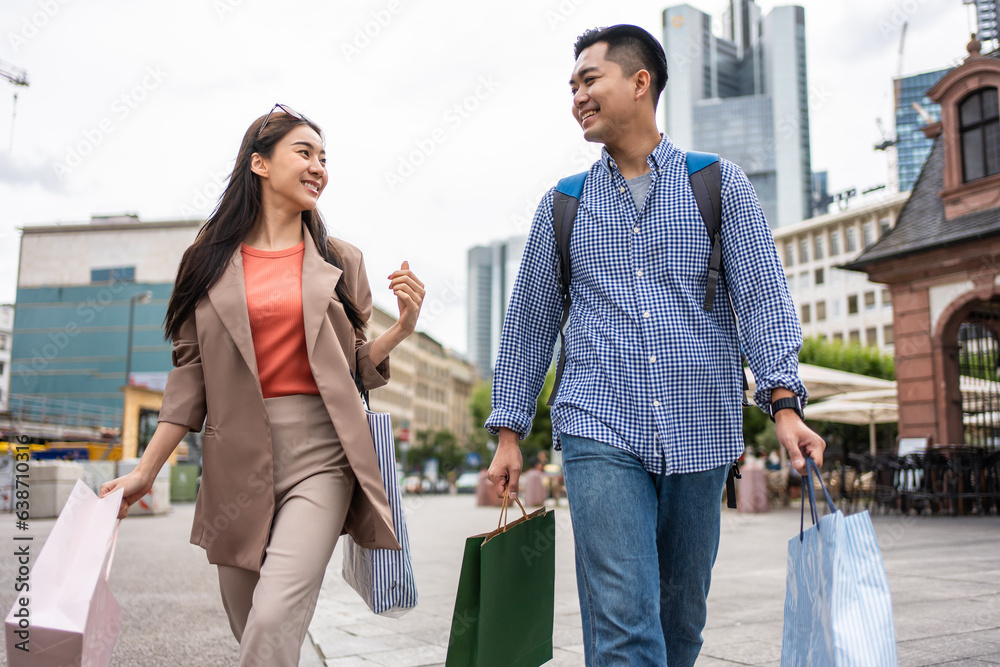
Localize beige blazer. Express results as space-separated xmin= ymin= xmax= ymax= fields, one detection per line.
xmin=158 ymin=228 xmax=400 ymax=572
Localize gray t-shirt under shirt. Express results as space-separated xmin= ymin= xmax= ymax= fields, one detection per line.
xmin=626 ymin=171 xmax=652 ymax=211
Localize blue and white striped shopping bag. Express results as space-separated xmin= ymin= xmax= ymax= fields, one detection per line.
xmin=782 ymin=459 xmax=897 ymax=666
xmin=341 ymin=408 xmax=418 ymax=617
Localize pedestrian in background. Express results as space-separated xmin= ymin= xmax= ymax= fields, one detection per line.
xmin=486 ymin=25 xmax=825 ymax=666
xmin=100 ymin=104 xmax=424 ymax=666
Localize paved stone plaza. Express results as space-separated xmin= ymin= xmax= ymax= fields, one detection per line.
xmin=0 ymin=494 xmax=997 ymax=666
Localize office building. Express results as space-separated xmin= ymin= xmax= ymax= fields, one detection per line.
xmin=0 ymin=305 xmax=12 ymax=412
xmin=774 ymin=192 xmax=909 ymax=351
xmin=467 ymin=235 xmax=527 ymax=380
xmin=12 ymin=215 xmax=477 ymax=439
xmin=895 ymin=68 xmax=948 ymax=192
xmin=662 ymin=0 xmax=812 ymax=228
xmin=10 ymin=215 xmax=200 ymax=422
xmin=367 ymin=304 xmax=475 ymax=446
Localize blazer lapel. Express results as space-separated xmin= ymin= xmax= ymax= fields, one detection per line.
xmin=205 ymin=229 xmax=344 ymax=389
xmin=302 ymin=228 xmax=344 ymax=360
xmin=207 ymin=246 xmax=261 ymax=386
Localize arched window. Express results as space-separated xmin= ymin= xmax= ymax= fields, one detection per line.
xmin=959 ymin=87 xmax=1000 ymax=182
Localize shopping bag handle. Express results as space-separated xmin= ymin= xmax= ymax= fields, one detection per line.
xmin=800 ymin=458 xmax=836 ymax=541
xmin=497 ymin=488 xmax=528 ymax=533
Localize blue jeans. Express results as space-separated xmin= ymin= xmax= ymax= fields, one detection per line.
xmin=561 ymin=434 xmax=730 ymax=666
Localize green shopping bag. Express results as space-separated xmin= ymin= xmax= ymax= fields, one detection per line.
xmin=445 ymin=490 xmax=556 ymax=667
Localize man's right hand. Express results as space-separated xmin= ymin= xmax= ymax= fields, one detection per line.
xmin=487 ymin=427 xmax=523 ymax=499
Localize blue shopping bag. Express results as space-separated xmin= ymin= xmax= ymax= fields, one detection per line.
xmin=781 ymin=459 xmax=897 ymax=666
xmin=341 ymin=406 xmax=418 ymax=617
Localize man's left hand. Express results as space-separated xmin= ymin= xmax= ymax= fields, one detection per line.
xmin=776 ymin=412 xmax=825 ymax=474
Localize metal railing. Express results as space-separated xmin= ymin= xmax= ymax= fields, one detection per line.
xmin=836 ymin=448 xmax=1000 ymax=516
xmin=3 ymin=395 xmax=122 ymax=430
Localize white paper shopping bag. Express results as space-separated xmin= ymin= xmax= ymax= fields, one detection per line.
xmin=782 ymin=459 xmax=897 ymax=666
xmin=5 ymin=479 xmax=124 ymax=667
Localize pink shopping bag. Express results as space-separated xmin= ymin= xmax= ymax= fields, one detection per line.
xmin=5 ymin=479 xmax=124 ymax=667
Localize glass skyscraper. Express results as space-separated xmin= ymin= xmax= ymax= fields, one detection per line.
xmin=662 ymin=0 xmax=812 ymax=228
xmin=466 ymin=236 xmax=527 ymax=381
xmin=895 ymin=68 xmax=948 ymax=192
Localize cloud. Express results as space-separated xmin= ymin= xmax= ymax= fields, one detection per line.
xmin=0 ymin=152 xmax=64 ymax=192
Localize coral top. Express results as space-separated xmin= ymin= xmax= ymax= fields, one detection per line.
xmin=241 ymin=240 xmax=320 ymax=398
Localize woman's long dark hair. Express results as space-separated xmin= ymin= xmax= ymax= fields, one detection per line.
xmin=163 ymin=110 xmax=365 ymax=340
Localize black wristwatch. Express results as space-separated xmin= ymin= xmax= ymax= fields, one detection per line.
xmin=769 ymin=396 xmax=803 ymax=422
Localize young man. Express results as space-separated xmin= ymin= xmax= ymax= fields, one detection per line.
xmin=485 ymin=25 xmax=825 ymax=666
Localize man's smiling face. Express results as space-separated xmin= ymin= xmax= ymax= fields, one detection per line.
xmin=570 ymin=41 xmax=637 ymax=145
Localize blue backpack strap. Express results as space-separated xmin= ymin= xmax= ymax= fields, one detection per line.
xmin=686 ymin=151 xmax=722 ymax=311
xmin=686 ymin=151 xmax=751 ymax=415
xmin=555 ymin=171 xmax=587 ymax=199
xmin=688 ymin=151 xmax=748 ymax=508
xmin=686 ymin=150 xmax=719 ymax=176
xmin=552 ymin=172 xmax=587 ymax=296
xmin=549 ymin=171 xmax=587 ymax=407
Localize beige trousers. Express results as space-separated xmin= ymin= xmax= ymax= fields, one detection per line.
xmin=217 ymin=393 xmax=355 ymax=667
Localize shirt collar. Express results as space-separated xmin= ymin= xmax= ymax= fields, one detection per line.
xmin=598 ymin=133 xmax=678 ymax=178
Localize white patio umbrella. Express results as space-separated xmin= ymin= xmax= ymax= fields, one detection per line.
xmin=803 ymin=400 xmax=898 ymax=456
xmin=820 ymin=376 xmax=1000 ymax=411
xmin=744 ymin=363 xmax=896 ymax=401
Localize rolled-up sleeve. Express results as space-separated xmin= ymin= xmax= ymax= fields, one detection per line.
xmin=158 ymin=313 xmax=208 ymax=432
xmin=718 ymin=160 xmax=809 ymax=412
xmin=485 ymin=189 xmax=564 ymax=438
xmin=354 ymin=253 xmax=390 ymax=390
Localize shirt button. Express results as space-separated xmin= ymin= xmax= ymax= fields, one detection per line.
xmin=649 ymin=355 xmax=656 ymax=363
xmin=653 ymin=400 xmax=661 ymax=407
xmin=633 ymin=226 xmax=640 ymax=234
xmin=636 ymin=269 xmax=643 ymax=277
xmin=619 ymin=186 xmax=626 ymax=194
xmin=643 ymin=311 xmax=651 ymax=318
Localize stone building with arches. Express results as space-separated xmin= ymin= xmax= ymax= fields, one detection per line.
xmin=844 ymin=35 xmax=1000 ymax=449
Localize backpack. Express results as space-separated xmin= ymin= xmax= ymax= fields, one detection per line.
xmin=547 ymin=151 xmax=749 ymax=507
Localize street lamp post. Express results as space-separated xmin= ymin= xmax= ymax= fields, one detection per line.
xmin=122 ymin=291 xmax=153 ymax=446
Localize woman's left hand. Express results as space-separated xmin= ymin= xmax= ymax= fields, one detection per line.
xmin=388 ymin=261 xmax=425 ymax=336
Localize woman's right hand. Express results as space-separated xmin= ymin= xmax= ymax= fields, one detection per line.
xmin=100 ymin=469 xmax=154 ymax=519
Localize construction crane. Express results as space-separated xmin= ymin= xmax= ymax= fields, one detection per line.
xmin=874 ymin=21 xmax=907 ymax=194
xmin=0 ymin=58 xmax=29 ymax=152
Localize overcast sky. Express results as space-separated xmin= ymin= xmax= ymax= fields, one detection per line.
xmin=0 ymin=0 xmax=974 ymax=354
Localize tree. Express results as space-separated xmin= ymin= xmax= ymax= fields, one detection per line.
xmin=467 ymin=368 xmax=557 ymax=468
xmin=798 ymin=336 xmax=895 ymax=380
xmin=743 ymin=337 xmax=899 ymax=456
xmin=797 ymin=336 xmax=898 ymax=455
xmin=407 ymin=428 xmax=464 ymax=480
xmin=742 ymin=400 xmax=770 ymax=453
xmin=521 ymin=369 xmax=555 ymax=461
xmin=467 ymin=381 xmax=493 ymax=463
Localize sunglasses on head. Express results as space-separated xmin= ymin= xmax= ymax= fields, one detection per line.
xmin=256 ymin=103 xmax=313 ymax=139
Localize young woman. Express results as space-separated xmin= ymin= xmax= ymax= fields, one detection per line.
xmin=100 ymin=104 xmax=424 ymax=666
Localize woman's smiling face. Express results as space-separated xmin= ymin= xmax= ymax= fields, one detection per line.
xmin=255 ymin=123 xmax=328 ymax=211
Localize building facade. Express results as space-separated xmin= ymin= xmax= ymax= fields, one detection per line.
xmin=0 ymin=305 xmax=13 ymax=412
xmin=774 ymin=193 xmax=909 ymax=351
xmin=845 ymin=38 xmax=1000 ymax=448
xmin=662 ymin=0 xmax=812 ymax=228
xmin=466 ymin=235 xmax=527 ymax=380
xmin=10 ymin=216 xmax=201 ymax=421
xmin=367 ymin=304 xmax=475 ymax=446
xmin=12 ymin=215 xmax=477 ymax=442
xmin=895 ymin=68 xmax=948 ymax=192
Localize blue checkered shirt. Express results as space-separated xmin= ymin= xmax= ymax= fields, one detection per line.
xmin=485 ymin=134 xmax=808 ymax=475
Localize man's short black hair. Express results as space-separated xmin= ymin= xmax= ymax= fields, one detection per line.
xmin=573 ymin=25 xmax=668 ymax=109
